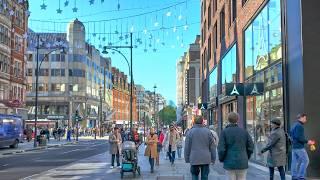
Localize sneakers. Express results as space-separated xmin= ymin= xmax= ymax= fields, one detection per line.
xmin=110 ymin=166 xmax=114 ymax=169
xmin=117 ymin=166 xmax=121 ymax=168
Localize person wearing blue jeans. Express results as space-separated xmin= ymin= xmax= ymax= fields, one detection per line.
xmin=190 ymin=165 xmax=210 ymax=180
xmin=290 ymin=113 xmax=312 ymax=180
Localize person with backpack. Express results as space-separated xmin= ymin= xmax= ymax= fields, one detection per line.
xmin=290 ymin=113 xmax=313 ymax=180
xmin=259 ymin=118 xmax=286 ymax=180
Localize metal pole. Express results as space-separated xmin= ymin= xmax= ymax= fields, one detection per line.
xmin=130 ymin=33 xmax=133 ymax=130
xmin=94 ymin=120 xmax=97 ymax=139
xmin=143 ymin=112 xmax=146 ymax=142
xmin=100 ymin=90 xmax=103 ymax=138
xmin=154 ymin=88 xmax=156 ymax=132
xmin=34 ymin=34 xmax=39 ymax=148
xmin=76 ymin=121 xmax=79 ymax=141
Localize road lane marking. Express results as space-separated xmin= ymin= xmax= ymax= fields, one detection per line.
xmin=61 ymin=149 xmax=81 ymax=154
xmin=1 ymin=164 xmax=8 ymax=167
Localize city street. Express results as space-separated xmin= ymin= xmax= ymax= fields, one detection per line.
xmin=0 ymin=140 xmax=107 ymax=180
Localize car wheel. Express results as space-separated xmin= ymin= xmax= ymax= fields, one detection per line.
xmin=10 ymin=139 xmax=19 ymax=148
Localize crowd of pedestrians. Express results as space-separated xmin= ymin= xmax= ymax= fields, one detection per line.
xmin=107 ymin=112 xmax=314 ymax=180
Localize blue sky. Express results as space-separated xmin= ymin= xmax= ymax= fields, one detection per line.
xmin=28 ymin=0 xmax=200 ymax=105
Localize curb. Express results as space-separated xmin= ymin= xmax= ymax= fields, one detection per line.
xmin=1 ymin=141 xmax=79 ymax=156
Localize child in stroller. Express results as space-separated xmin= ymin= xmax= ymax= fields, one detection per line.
xmin=120 ymin=141 xmax=141 ymax=178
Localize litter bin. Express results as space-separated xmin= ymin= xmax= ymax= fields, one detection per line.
xmin=38 ymin=135 xmax=47 ymax=146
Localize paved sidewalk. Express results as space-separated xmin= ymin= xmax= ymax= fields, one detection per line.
xmin=25 ymin=144 xmax=292 ymax=180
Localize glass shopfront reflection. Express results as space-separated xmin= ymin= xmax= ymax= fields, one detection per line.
xmin=244 ymin=0 xmax=283 ymax=164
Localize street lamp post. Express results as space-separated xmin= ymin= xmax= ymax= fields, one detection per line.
xmin=99 ymin=86 xmax=103 ymax=138
xmin=102 ymin=33 xmax=133 ymax=130
xmin=34 ymin=35 xmax=66 ymax=147
xmin=153 ymin=85 xmax=157 ymax=132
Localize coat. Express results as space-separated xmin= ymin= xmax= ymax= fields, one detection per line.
xmin=261 ymin=127 xmax=287 ymax=167
xmin=218 ymin=123 xmax=254 ymax=170
xmin=144 ymin=134 xmax=158 ymax=158
xmin=109 ymin=133 xmax=122 ymax=155
xmin=164 ymin=130 xmax=180 ymax=151
xmin=184 ymin=124 xmax=216 ymax=165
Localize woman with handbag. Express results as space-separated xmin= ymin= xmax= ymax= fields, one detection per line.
xmin=144 ymin=127 xmax=158 ymax=173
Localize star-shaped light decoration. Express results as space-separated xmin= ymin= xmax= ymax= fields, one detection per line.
xmin=144 ymin=49 xmax=147 ymax=52
xmin=119 ymin=36 xmax=123 ymax=40
xmin=125 ymin=34 xmax=129 ymax=39
xmin=108 ymin=42 xmax=112 ymax=46
xmin=40 ymin=3 xmax=47 ymax=10
xmin=153 ymin=48 xmax=157 ymax=52
xmin=178 ymin=15 xmax=183 ymax=21
xmin=89 ymin=0 xmax=94 ymax=5
xmin=64 ymin=0 xmax=69 ymax=7
xmin=166 ymin=11 xmax=171 ymax=17
xmin=136 ymin=38 xmax=141 ymax=43
xmin=134 ymin=45 xmax=138 ymax=48
xmin=72 ymin=7 xmax=78 ymax=12
xmin=154 ymin=22 xmax=159 ymax=27
xmin=161 ymin=42 xmax=165 ymax=46
xmin=173 ymin=26 xmax=177 ymax=32
xmin=101 ymin=0 xmax=105 ymax=3
xmin=99 ymin=44 xmax=102 ymax=48
xmin=57 ymin=8 xmax=62 ymax=14
xmin=125 ymin=41 xmax=128 ymax=45
xmin=143 ymin=29 xmax=147 ymax=34
xmin=149 ymin=44 xmax=152 ymax=47
xmin=115 ymin=30 xmax=119 ymax=34
xmin=102 ymin=37 xmax=106 ymax=41
xmin=92 ymin=33 xmax=96 ymax=37
xmin=183 ymin=24 xmax=189 ymax=31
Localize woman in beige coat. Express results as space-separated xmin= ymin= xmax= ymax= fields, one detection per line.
xmin=144 ymin=127 xmax=158 ymax=173
xmin=109 ymin=127 xmax=122 ymax=169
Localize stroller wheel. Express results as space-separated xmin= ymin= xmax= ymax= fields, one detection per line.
xmin=137 ymin=166 xmax=141 ymax=175
xmin=120 ymin=170 xmax=124 ymax=179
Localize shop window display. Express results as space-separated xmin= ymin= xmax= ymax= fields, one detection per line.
xmin=244 ymin=0 xmax=283 ymax=164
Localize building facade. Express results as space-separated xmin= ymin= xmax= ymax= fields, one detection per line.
xmin=111 ymin=67 xmax=137 ymax=126
xmin=200 ymin=0 xmax=320 ymax=177
xmin=0 ymin=0 xmax=29 ymax=118
xmin=26 ymin=19 xmax=113 ymax=129
xmin=176 ymin=36 xmax=201 ymax=128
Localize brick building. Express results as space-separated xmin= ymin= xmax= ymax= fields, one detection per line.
xmin=111 ymin=67 xmax=137 ymax=126
xmin=0 ymin=0 xmax=29 ymax=118
xmin=200 ymin=0 xmax=320 ymax=177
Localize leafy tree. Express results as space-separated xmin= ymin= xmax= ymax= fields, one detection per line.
xmin=158 ymin=105 xmax=177 ymax=126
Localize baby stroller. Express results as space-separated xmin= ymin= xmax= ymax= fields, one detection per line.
xmin=120 ymin=141 xmax=141 ymax=178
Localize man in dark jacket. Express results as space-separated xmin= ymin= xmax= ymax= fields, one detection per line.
xmin=184 ymin=115 xmax=215 ymax=180
xmin=218 ymin=112 xmax=254 ymax=180
xmin=290 ymin=113 xmax=312 ymax=180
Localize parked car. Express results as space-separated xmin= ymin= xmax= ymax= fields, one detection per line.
xmin=0 ymin=114 xmax=23 ymax=148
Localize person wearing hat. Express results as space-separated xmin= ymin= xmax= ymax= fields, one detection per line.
xmin=259 ymin=118 xmax=286 ymax=180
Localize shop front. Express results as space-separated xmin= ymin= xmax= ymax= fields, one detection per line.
xmin=244 ymin=0 xmax=283 ymax=164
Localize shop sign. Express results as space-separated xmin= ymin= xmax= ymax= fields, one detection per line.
xmin=225 ymin=83 xmax=264 ymax=96
xmin=198 ymin=103 xmax=208 ymax=110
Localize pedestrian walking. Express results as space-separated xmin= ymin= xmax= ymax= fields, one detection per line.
xmin=26 ymin=127 xmax=33 ymax=142
xmin=109 ymin=127 xmax=122 ymax=169
xmin=208 ymin=125 xmax=219 ymax=146
xmin=290 ymin=113 xmax=313 ymax=180
xmin=176 ymin=127 xmax=183 ymax=159
xmin=164 ymin=124 xmax=180 ymax=165
xmin=144 ymin=127 xmax=158 ymax=173
xmin=67 ymin=128 xmax=72 ymax=142
xmin=184 ymin=115 xmax=216 ymax=180
xmin=218 ymin=112 xmax=254 ymax=180
xmin=259 ymin=118 xmax=286 ymax=180
xmin=156 ymin=130 xmax=165 ymax=165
